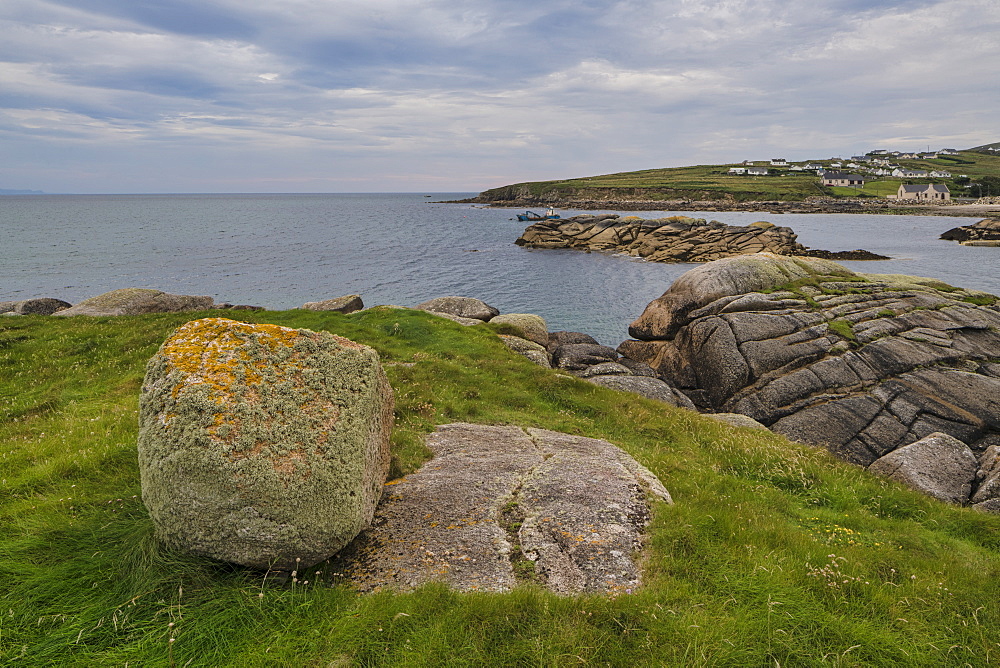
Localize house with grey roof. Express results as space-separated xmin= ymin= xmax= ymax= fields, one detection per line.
xmin=822 ymin=172 xmax=867 ymax=187
xmin=896 ymin=184 xmax=950 ymax=201
xmin=892 ymin=168 xmax=929 ymax=178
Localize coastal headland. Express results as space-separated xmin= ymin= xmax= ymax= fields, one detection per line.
xmin=456 ymin=145 xmax=1000 ymax=217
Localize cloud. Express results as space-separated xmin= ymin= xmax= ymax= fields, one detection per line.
xmin=0 ymin=0 xmax=997 ymax=192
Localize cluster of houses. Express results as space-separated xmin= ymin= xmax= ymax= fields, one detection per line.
xmin=727 ymin=148 xmax=964 ymax=200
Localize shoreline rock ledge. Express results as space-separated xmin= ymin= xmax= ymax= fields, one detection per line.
xmin=617 ymin=253 xmax=1000 ymax=509
xmin=515 ymin=214 xmax=887 ymax=262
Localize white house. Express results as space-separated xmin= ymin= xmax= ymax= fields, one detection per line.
xmin=747 ymin=167 xmax=769 ymax=176
xmin=770 ymin=158 xmax=788 ymax=166
xmin=929 ymin=170 xmax=952 ymax=178
xmin=896 ymin=184 xmax=950 ymax=201
xmin=892 ymin=168 xmax=929 ymax=178
xmin=728 ymin=167 xmax=748 ymax=175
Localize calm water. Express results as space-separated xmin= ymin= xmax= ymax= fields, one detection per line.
xmin=1 ymin=193 xmax=997 ymax=344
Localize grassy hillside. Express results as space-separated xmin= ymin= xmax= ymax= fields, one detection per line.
xmin=3 ymin=309 xmax=1000 ymax=666
xmin=477 ymin=150 xmax=1000 ymax=204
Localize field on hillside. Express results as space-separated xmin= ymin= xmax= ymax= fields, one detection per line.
xmin=2 ymin=309 xmax=1000 ymax=666
xmin=480 ymin=151 xmax=1000 ymax=203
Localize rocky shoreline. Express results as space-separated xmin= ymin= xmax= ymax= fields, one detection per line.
xmin=449 ymin=196 xmax=1000 ymax=218
xmin=6 ymin=259 xmax=1000 ymax=517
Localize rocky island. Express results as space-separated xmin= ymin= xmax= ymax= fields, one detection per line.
xmin=940 ymin=217 xmax=1000 ymax=245
xmin=516 ymin=214 xmax=887 ymax=262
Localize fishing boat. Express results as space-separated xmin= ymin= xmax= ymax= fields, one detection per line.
xmin=516 ymin=207 xmax=561 ymax=222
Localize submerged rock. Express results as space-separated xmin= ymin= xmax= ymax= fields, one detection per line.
xmin=330 ymin=423 xmax=671 ymax=594
xmin=138 ymin=317 xmax=393 ymax=569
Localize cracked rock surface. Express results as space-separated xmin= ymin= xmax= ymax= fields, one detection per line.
xmin=329 ymin=423 xmax=671 ymax=594
xmin=515 ymin=214 xmax=805 ymax=263
xmin=619 ymin=254 xmax=1000 ymax=499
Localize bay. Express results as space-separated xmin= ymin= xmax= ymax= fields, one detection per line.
xmin=1 ymin=193 xmax=997 ymax=345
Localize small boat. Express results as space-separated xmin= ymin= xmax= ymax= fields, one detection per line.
xmin=517 ymin=208 xmax=561 ymax=222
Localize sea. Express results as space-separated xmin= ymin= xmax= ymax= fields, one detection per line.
xmin=2 ymin=193 xmax=998 ymax=345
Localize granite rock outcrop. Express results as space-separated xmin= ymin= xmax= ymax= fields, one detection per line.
xmin=619 ymin=254 xmax=1000 ymax=483
xmin=330 ymin=423 xmax=671 ymax=594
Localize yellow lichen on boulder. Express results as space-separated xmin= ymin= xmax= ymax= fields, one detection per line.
xmin=138 ymin=317 xmax=393 ymax=570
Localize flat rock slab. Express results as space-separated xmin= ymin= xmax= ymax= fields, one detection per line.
xmin=330 ymin=423 xmax=671 ymax=595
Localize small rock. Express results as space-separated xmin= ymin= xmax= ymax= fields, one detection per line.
xmin=415 ymin=296 xmax=499 ymax=321
xmin=546 ymin=331 xmax=599 ymax=353
xmin=301 ymin=295 xmax=364 ymax=313
xmin=587 ymin=375 xmax=696 ymax=409
xmin=868 ymin=432 xmax=978 ymax=505
xmin=498 ymin=335 xmax=551 ymax=368
xmin=0 ymin=298 xmax=72 ymax=315
xmin=705 ymin=413 xmax=770 ymax=430
xmin=490 ymin=313 xmax=549 ymax=346
xmin=552 ymin=343 xmax=619 ymax=370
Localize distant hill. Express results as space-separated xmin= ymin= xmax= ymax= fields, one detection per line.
xmin=472 ymin=146 xmax=1000 ymax=208
xmin=0 ymin=188 xmax=45 ymax=195
xmin=970 ymin=141 xmax=1000 ymax=152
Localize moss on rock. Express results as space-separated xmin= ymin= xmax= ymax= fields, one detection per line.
xmin=137 ymin=317 xmax=393 ymax=569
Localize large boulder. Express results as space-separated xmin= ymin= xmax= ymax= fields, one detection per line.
xmin=55 ymin=288 xmax=213 ymax=316
xmin=330 ymin=423 xmax=671 ymax=594
xmin=301 ymin=294 xmax=364 ymax=313
xmin=620 ymin=254 xmax=1000 ymax=472
xmin=868 ymin=433 xmax=978 ymax=504
xmin=415 ymin=296 xmax=499 ymax=322
xmin=137 ymin=317 xmax=393 ymax=569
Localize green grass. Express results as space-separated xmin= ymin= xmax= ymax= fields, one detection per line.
xmin=478 ymin=150 xmax=1000 ymax=204
xmin=3 ymin=309 xmax=1000 ymax=666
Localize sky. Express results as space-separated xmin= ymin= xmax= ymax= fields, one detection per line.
xmin=1 ymin=0 xmax=999 ymax=193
